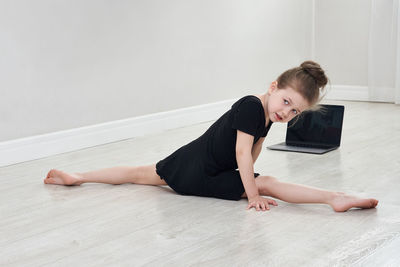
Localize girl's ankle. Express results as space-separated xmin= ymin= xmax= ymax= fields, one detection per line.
xmin=73 ymin=173 xmax=84 ymax=185
xmin=327 ymin=191 xmax=343 ymax=205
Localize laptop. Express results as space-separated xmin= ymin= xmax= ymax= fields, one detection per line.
xmin=267 ymin=104 xmax=345 ymax=154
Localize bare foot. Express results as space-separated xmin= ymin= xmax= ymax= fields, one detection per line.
xmin=330 ymin=192 xmax=379 ymax=212
xmin=43 ymin=169 xmax=83 ymax=186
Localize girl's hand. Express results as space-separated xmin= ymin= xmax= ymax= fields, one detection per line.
xmin=247 ymin=195 xmax=278 ymax=211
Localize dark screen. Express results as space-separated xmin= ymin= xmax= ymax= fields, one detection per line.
xmin=286 ymin=105 xmax=344 ymax=147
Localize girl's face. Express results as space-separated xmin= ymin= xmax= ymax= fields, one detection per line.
xmin=267 ymin=82 xmax=310 ymax=123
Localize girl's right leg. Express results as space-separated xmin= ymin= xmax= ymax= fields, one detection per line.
xmin=245 ymin=175 xmax=378 ymax=212
xmin=43 ymin=164 xmax=167 ymax=186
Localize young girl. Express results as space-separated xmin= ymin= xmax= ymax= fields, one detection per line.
xmin=44 ymin=61 xmax=378 ymax=212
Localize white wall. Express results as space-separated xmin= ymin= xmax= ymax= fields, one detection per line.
xmin=314 ymin=0 xmax=371 ymax=86
xmin=0 ymin=0 xmax=313 ymax=142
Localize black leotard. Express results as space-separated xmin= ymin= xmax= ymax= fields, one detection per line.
xmin=156 ymin=95 xmax=273 ymax=200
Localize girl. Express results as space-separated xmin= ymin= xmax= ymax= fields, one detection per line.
xmin=44 ymin=61 xmax=379 ymax=212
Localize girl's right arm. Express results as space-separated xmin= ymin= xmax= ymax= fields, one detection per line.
xmin=236 ymin=130 xmax=274 ymax=211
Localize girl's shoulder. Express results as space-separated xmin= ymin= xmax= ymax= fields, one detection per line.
xmin=232 ymin=95 xmax=263 ymax=109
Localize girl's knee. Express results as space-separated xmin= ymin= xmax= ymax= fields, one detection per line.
xmin=256 ymin=176 xmax=278 ymax=196
xmin=258 ymin=175 xmax=278 ymax=184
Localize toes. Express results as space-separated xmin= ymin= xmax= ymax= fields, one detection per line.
xmin=370 ymin=199 xmax=378 ymax=208
xmin=46 ymin=169 xmax=55 ymax=179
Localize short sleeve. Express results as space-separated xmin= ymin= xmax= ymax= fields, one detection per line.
xmin=231 ymin=100 xmax=262 ymax=137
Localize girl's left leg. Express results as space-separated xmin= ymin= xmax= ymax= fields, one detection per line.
xmin=243 ymin=176 xmax=378 ymax=212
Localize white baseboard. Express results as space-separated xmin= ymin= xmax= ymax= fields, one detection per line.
xmin=325 ymin=85 xmax=396 ymax=103
xmin=325 ymin=85 xmax=369 ymax=101
xmin=0 ymin=98 xmax=237 ymax=167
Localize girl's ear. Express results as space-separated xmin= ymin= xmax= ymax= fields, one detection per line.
xmin=268 ymin=81 xmax=278 ymax=95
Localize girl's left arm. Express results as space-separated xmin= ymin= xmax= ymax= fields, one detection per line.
xmin=236 ymin=131 xmax=273 ymax=211
xmin=252 ymin=137 xmax=265 ymax=163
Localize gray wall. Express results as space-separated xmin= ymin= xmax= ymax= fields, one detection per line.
xmin=0 ymin=0 xmax=314 ymax=142
xmin=314 ymin=0 xmax=371 ymax=86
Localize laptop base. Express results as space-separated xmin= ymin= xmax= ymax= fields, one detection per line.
xmin=267 ymin=142 xmax=338 ymax=155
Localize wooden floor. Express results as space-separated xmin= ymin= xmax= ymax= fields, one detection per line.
xmin=1 ymin=100 xmax=400 ymax=266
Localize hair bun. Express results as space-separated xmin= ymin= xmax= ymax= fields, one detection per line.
xmin=300 ymin=61 xmax=328 ymax=89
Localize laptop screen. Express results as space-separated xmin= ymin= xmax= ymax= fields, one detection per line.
xmin=285 ymin=105 xmax=345 ymax=147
